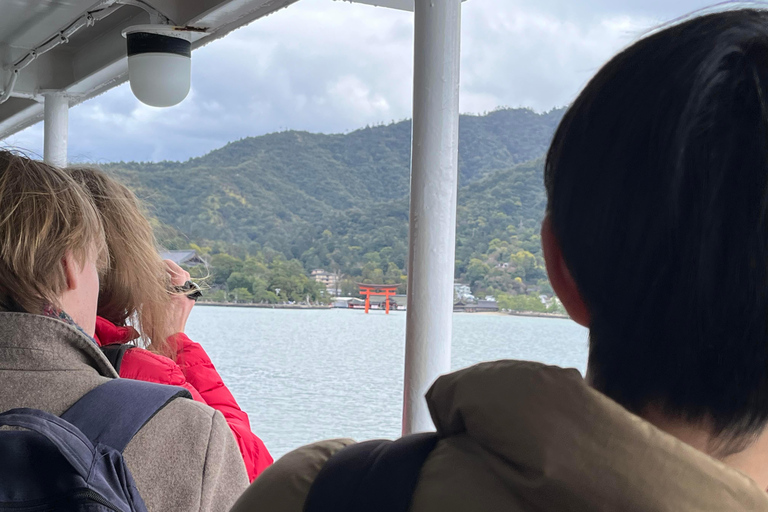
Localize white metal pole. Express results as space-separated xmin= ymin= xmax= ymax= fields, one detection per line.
xmin=43 ymin=92 xmax=69 ymax=167
xmin=403 ymin=0 xmax=462 ymax=435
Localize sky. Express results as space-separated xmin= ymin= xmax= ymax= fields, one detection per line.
xmin=2 ymin=0 xmax=749 ymax=163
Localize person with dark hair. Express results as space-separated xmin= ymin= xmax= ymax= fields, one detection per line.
xmin=543 ymin=7 xmax=768 ymax=464
xmin=232 ymin=7 xmax=768 ymax=511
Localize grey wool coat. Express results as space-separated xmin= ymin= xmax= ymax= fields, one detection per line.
xmin=0 ymin=312 xmax=249 ymax=511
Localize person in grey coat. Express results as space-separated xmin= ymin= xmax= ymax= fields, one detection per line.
xmin=0 ymin=150 xmax=249 ymax=511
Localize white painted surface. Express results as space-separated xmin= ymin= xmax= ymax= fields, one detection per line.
xmin=127 ymin=53 xmax=191 ymax=107
xmin=337 ymin=0 xmax=414 ymax=11
xmin=0 ymin=0 xmax=299 ymax=140
xmin=403 ymin=0 xmax=462 ymax=435
xmin=337 ymin=0 xmax=468 ymax=13
xmin=43 ymin=92 xmax=68 ymax=167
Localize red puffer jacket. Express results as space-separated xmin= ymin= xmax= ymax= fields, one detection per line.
xmin=94 ymin=316 xmax=272 ymax=481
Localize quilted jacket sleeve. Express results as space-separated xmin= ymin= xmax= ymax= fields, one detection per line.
xmin=119 ymin=347 xmax=205 ymax=403
xmin=172 ymin=332 xmax=273 ymax=481
xmin=230 ymin=439 xmax=355 ymax=512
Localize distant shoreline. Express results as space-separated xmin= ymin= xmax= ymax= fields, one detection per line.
xmin=506 ymin=311 xmax=570 ymax=320
xmin=196 ymin=302 xmax=331 ymax=310
xmin=455 ymin=310 xmax=570 ymax=320
xmin=196 ymin=301 xmax=570 ymax=319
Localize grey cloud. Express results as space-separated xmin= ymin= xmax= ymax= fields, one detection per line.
xmin=514 ymin=0 xmax=762 ymax=22
xmin=2 ymin=0 xmax=751 ymax=162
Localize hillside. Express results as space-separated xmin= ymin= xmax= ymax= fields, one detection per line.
xmin=106 ymin=107 xmax=564 ymax=297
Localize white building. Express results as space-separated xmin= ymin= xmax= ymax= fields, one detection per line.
xmin=454 ymin=282 xmax=475 ymax=302
xmin=311 ymin=269 xmax=340 ymax=296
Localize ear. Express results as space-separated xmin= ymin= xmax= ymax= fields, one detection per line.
xmin=541 ymin=214 xmax=591 ymax=327
xmin=61 ymin=251 xmax=80 ymax=292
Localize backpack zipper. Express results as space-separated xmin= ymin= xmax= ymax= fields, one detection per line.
xmin=72 ymin=489 xmax=122 ymax=511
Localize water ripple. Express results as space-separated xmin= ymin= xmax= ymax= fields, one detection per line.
xmin=186 ymin=307 xmax=588 ymax=458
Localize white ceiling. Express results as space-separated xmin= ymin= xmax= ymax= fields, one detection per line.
xmin=335 ymin=0 xmax=414 ymax=11
xmin=337 ymin=0 xmax=468 ymax=13
xmin=0 ymin=0 xmax=300 ymax=139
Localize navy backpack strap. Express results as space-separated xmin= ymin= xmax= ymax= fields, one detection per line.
xmin=100 ymin=344 xmax=134 ymax=373
xmin=61 ymin=379 xmax=192 ymax=452
xmin=304 ymin=432 xmax=439 ymax=512
xmin=0 ymin=408 xmax=96 ymax=479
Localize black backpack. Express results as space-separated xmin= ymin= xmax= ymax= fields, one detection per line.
xmin=303 ymin=432 xmax=439 ymax=512
xmin=0 ymin=378 xmax=190 ymax=511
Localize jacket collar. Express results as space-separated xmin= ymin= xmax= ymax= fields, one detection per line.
xmin=94 ymin=316 xmax=140 ymax=346
xmin=427 ymin=360 xmax=768 ymax=511
xmin=0 ymin=311 xmax=118 ymax=377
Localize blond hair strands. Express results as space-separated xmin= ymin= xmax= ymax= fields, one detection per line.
xmin=67 ymin=166 xmax=177 ymax=357
xmin=0 ymin=151 xmax=106 ymax=314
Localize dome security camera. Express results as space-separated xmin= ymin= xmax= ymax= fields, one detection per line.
xmin=122 ymin=25 xmax=195 ymax=108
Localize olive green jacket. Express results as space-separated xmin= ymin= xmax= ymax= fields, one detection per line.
xmin=0 ymin=312 xmax=248 ymax=511
xmin=234 ymin=360 xmax=768 ymax=512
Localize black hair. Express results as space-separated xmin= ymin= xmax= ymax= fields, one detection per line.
xmin=545 ymin=8 xmax=768 ymax=452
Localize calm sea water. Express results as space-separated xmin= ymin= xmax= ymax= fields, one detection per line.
xmin=186 ymin=307 xmax=589 ymax=459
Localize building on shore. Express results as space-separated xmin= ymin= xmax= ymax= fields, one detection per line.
xmin=159 ymin=250 xmax=207 ymax=267
xmin=332 ymin=294 xmax=406 ymax=311
xmin=311 ymin=269 xmax=341 ymax=296
xmin=454 ymin=298 xmax=499 ymax=313
xmin=332 ymin=297 xmax=365 ymax=309
xmin=477 ymin=299 xmax=499 ymax=312
xmin=454 ymin=282 xmax=475 ymax=302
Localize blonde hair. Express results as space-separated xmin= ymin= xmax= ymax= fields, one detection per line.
xmin=0 ymin=151 xmax=106 ymax=314
xmin=67 ymin=166 xmax=176 ymax=357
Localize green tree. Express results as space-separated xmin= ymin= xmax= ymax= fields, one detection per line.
xmin=208 ymin=289 xmax=227 ymax=302
xmin=497 ymin=292 xmax=546 ymax=313
xmin=339 ymin=277 xmax=358 ymax=297
xmin=226 ymin=272 xmax=254 ymax=292
xmin=252 ymin=284 xmax=278 ymax=303
xmin=548 ymin=297 xmax=567 ymax=315
xmin=466 ymin=258 xmax=490 ymax=287
xmin=210 ymin=253 xmax=243 ymax=285
xmin=242 ymin=255 xmax=269 ymax=277
xmin=230 ymin=288 xmax=253 ymax=303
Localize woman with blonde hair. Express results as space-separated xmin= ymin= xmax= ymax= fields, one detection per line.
xmin=0 ymin=150 xmax=247 ymax=510
xmin=67 ymin=166 xmax=272 ymax=482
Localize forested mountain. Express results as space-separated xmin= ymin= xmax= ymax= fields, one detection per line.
xmin=106 ymin=107 xmax=565 ymax=299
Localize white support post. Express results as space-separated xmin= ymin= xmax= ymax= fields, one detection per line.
xmin=403 ymin=0 xmax=462 ymax=435
xmin=43 ymin=92 xmax=69 ymax=167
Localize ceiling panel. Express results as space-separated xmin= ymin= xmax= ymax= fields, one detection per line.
xmin=0 ymin=0 xmax=300 ymax=139
xmin=0 ymin=0 xmax=97 ymax=49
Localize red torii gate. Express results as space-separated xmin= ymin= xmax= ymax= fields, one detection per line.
xmin=358 ymin=284 xmax=399 ymax=314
